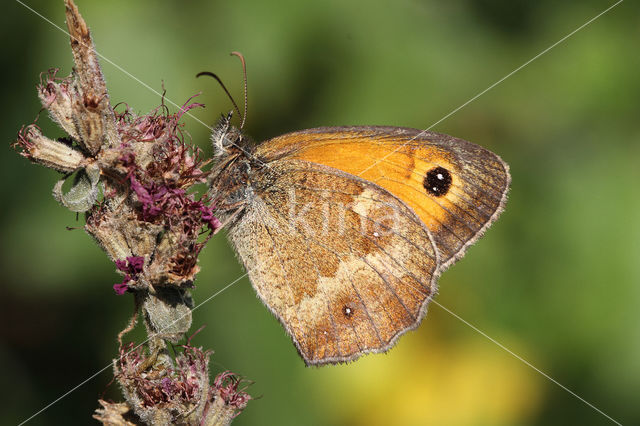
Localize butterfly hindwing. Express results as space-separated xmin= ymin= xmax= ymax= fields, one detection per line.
xmin=227 ymin=159 xmax=439 ymax=365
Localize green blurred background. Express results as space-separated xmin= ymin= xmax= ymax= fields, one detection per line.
xmin=2 ymin=0 xmax=638 ymax=424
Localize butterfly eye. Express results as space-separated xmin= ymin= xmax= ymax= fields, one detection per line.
xmin=423 ymin=167 xmax=452 ymax=197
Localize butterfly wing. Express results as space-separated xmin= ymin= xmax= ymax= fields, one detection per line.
xmin=256 ymin=126 xmax=510 ymax=270
xmin=227 ymin=159 xmax=439 ymax=365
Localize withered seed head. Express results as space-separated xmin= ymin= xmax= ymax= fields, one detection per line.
xmin=15 ymin=2 xmax=246 ymax=424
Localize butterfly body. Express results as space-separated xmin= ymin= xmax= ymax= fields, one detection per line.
xmin=209 ymin=116 xmax=510 ymax=366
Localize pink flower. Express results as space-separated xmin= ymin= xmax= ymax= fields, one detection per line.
xmin=113 ymin=256 xmax=145 ymax=295
xmin=113 ymin=282 xmax=129 ymax=296
xmin=212 ymin=371 xmax=252 ymax=417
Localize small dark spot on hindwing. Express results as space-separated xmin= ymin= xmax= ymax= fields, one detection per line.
xmin=342 ymin=305 xmax=354 ymax=318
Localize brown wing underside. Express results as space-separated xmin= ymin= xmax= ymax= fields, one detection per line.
xmin=227 ymin=159 xmax=439 ymax=365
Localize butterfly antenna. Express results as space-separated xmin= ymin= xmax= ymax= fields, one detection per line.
xmin=230 ymin=51 xmax=248 ymax=129
xmin=196 ymin=71 xmax=242 ymax=122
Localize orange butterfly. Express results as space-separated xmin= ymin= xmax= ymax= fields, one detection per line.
xmin=205 ymin=60 xmax=510 ymax=366
xmin=209 ymin=119 xmax=510 ymax=365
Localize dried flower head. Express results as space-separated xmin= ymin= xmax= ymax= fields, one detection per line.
xmin=13 ymin=2 xmax=220 ymax=295
xmin=114 ymin=343 xmax=251 ymax=424
xmin=13 ymin=2 xmax=251 ymax=424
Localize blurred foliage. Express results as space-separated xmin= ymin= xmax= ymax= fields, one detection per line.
xmin=1 ymin=0 xmax=638 ymax=425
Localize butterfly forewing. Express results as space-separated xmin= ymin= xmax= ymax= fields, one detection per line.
xmin=256 ymin=127 xmax=510 ymax=270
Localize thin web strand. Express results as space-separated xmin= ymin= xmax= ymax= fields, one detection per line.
xmin=356 ymin=0 xmax=623 ymax=178
xmin=17 ymin=274 xmax=247 ymax=426
xmin=433 ymin=301 xmax=622 ymax=426
xmin=14 ymin=0 xmax=266 ymax=168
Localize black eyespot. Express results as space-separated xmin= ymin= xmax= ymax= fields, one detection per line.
xmin=423 ymin=167 xmax=452 ymax=197
xmin=342 ymin=305 xmax=354 ymax=318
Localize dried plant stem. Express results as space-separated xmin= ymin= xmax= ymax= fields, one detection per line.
xmin=13 ymin=1 xmax=250 ymax=425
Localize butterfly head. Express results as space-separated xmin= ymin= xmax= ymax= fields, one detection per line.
xmin=210 ymin=111 xmax=248 ymax=158
xmin=207 ymin=111 xmax=256 ymax=224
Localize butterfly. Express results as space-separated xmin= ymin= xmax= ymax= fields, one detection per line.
xmin=207 ymin=111 xmax=510 ymax=366
xmin=202 ymin=53 xmax=509 ymax=366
